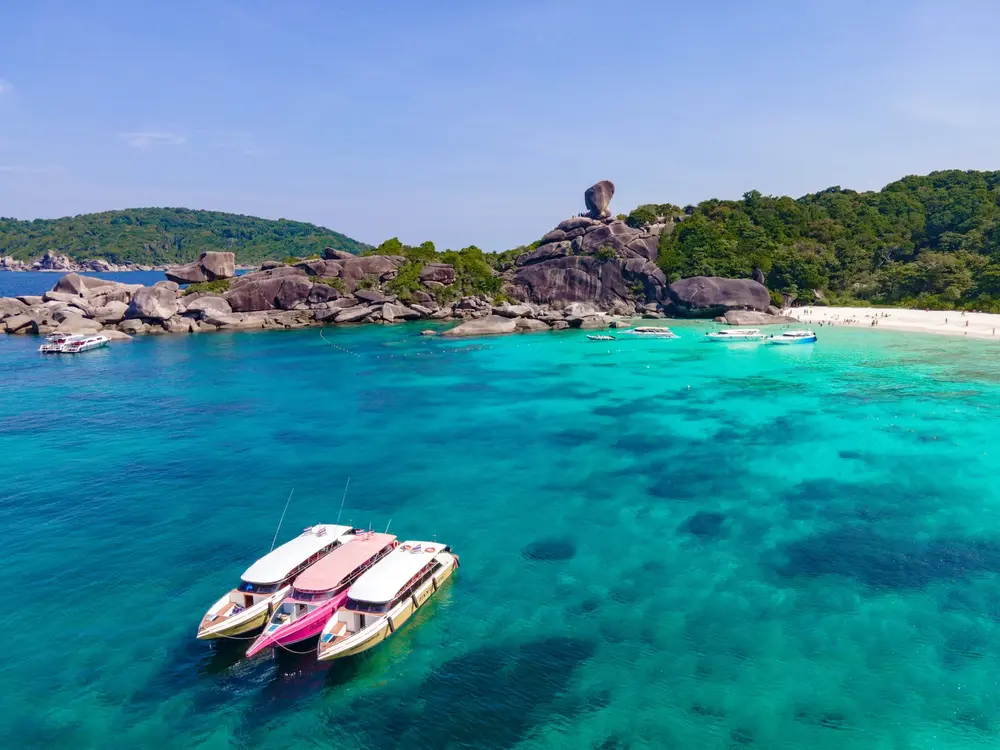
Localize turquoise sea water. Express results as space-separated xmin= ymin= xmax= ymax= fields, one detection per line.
xmin=5 ymin=314 xmax=1000 ymax=749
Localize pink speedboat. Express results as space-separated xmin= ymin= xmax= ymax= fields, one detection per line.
xmin=245 ymin=531 xmax=397 ymax=657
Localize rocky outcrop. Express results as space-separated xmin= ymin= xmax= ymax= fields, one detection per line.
xmin=505 ymin=182 xmax=672 ymax=312
xmin=0 ymin=251 xmax=153 ymax=273
xmin=0 ymin=298 xmax=27 ymax=318
xmin=4 ymin=313 xmax=37 ymax=334
xmin=667 ymin=277 xmax=771 ymax=317
xmin=381 ymin=303 xmax=420 ymax=322
xmin=323 ymin=247 xmax=357 ymax=261
xmin=165 ymin=251 xmax=236 ymax=284
xmin=419 ymin=263 xmax=456 ymax=285
xmin=127 ymin=286 xmax=179 ymax=320
xmin=512 ymin=254 xmax=664 ymax=314
xmin=584 ymin=180 xmax=615 ymax=219
xmin=225 ymin=275 xmax=312 ymax=312
xmin=441 ymin=315 xmax=517 ymax=338
xmin=182 ymin=296 xmax=233 ymax=318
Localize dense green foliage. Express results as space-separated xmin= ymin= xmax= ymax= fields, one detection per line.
xmin=182 ymin=279 xmax=231 ymax=296
xmin=0 ymin=208 xmax=369 ymax=265
xmin=374 ymin=237 xmax=501 ymax=302
xmin=651 ymin=170 xmax=1000 ymax=310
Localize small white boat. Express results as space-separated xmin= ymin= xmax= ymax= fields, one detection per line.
xmin=705 ymin=328 xmax=766 ymax=342
xmin=618 ymin=326 xmax=678 ymax=339
xmin=39 ymin=333 xmax=110 ymax=353
xmin=768 ymin=330 xmax=817 ymax=345
xmin=586 ymin=334 xmax=615 ymax=341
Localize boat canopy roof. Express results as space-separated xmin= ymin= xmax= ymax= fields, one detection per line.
xmin=241 ymin=524 xmax=353 ymax=585
xmin=292 ymin=532 xmax=396 ymax=593
xmin=348 ymin=541 xmax=443 ymax=604
xmin=720 ymin=328 xmax=760 ymax=335
xmin=632 ymin=326 xmax=671 ymax=332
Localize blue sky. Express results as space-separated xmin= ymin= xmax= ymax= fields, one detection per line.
xmin=1 ymin=0 xmax=999 ymax=250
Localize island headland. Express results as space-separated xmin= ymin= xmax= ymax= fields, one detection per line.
xmin=0 ymin=182 xmax=780 ymax=339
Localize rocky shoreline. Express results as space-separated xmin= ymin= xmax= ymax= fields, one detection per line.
xmin=0 ymin=181 xmax=793 ymax=340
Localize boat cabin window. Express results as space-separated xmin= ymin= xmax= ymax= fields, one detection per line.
xmin=345 ymin=598 xmax=391 ymax=614
xmin=289 ymin=589 xmax=336 ymax=603
xmin=238 ymin=581 xmax=281 ymax=595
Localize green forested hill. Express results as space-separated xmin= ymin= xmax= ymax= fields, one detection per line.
xmin=635 ymin=169 xmax=1000 ymax=310
xmin=0 ymin=208 xmax=370 ymax=265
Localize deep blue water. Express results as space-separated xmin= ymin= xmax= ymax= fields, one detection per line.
xmin=0 ymin=270 xmax=169 ymax=297
xmin=5 ymin=288 xmax=1000 ymax=748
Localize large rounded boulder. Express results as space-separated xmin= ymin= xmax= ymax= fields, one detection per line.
xmin=667 ymin=276 xmax=770 ymax=317
xmin=126 ymin=285 xmax=179 ymax=320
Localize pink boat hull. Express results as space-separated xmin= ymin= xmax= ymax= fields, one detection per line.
xmin=245 ymin=591 xmax=349 ymax=658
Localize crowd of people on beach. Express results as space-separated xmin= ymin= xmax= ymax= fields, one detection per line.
xmin=789 ymin=307 xmax=998 ymax=337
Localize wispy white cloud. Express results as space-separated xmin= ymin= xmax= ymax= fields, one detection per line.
xmin=119 ymin=131 xmax=186 ymax=150
xmin=0 ymin=79 xmax=12 ymax=95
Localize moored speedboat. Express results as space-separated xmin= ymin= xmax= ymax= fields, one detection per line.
xmin=197 ymin=524 xmax=354 ymax=641
xmin=245 ymin=531 xmax=397 ymax=658
xmin=316 ymin=541 xmax=458 ymax=661
xmin=705 ymin=328 xmax=766 ymax=342
xmin=586 ymin=334 xmax=616 ymax=341
xmin=39 ymin=333 xmax=109 ymax=353
xmin=768 ymin=330 xmax=817 ymax=345
xmin=617 ymin=326 xmax=678 ymax=339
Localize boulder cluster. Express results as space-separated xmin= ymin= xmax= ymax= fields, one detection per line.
xmin=0 ymin=250 xmax=156 ymax=273
xmin=0 ymin=181 xmax=789 ymax=341
xmin=504 ymin=180 xmax=775 ymax=319
xmin=0 ymin=250 xmax=596 ymax=338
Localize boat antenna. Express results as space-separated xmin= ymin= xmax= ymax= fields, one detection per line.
xmin=336 ymin=476 xmax=351 ymax=524
xmin=384 ymin=517 xmax=392 ymax=534
xmin=270 ymin=489 xmax=294 ymax=551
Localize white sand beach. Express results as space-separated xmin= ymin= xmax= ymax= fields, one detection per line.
xmin=787 ymin=306 xmax=1000 ymax=340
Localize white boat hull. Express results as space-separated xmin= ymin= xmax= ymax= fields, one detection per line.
xmin=706 ymin=334 xmax=766 ymax=342
xmin=769 ymin=335 xmax=817 ymax=345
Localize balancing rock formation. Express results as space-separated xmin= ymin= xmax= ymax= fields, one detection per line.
xmin=506 ymin=180 xmax=672 ymax=314
xmin=584 ymin=180 xmax=615 ymax=219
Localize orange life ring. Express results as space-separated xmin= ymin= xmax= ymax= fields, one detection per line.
xmin=402 ymin=544 xmax=412 ymax=551
xmin=425 ymin=547 xmax=436 ymax=554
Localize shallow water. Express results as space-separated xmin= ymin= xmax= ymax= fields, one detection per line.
xmin=4 ymin=319 xmax=1000 ymax=749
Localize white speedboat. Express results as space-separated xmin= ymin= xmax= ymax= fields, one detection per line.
xmin=39 ymin=333 xmax=110 ymax=353
xmin=705 ymin=328 xmax=766 ymax=342
xmin=768 ymin=330 xmax=817 ymax=345
xmin=586 ymin=334 xmax=615 ymax=341
xmin=618 ymin=326 xmax=678 ymax=339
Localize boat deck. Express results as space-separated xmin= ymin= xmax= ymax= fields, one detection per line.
xmin=322 ymin=621 xmax=349 ymax=645
xmin=201 ymin=600 xmax=240 ymax=628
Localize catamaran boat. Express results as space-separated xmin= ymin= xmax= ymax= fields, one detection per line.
xmin=196 ymin=524 xmax=354 ymax=641
xmin=705 ymin=328 xmax=766 ymax=342
xmin=316 ymin=541 xmax=459 ymax=661
xmin=39 ymin=333 xmax=110 ymax=353
xmin=617 ymin=326 xmax=678 ymax=339
xmin=244 ymin=532 xmax=397 ymax=658
xmin=768 ymin=330 xmax=817 ymax=345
